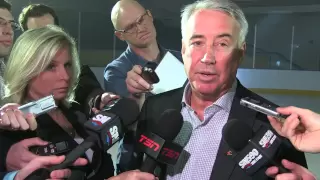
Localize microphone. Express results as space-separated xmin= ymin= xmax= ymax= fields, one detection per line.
xmin=166 ymin=121 xmax=193 ymax=176
xmin=222 ymin=119 xmax=290 ymax=176
xmin=25 ymin=97 xmax=140 ymax=180
xmin=138 ymin=109 xmax=184 ymax=174
xmin=173 ymin=121 xmax=193 ymax=147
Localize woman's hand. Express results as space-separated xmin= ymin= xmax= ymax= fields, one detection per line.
xmin=0 ymin=103 xmax=37 ymax=131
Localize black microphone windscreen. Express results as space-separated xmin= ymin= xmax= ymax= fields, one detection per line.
xmin=104 ymin=98 xmax=140 ymax=126
xmin=152 ymin=109 xmax=183 ymax=141
xmin=173 ymin=121 xmax=193 ymax=147
xmin=74 ymin=111 xmax=88 ymax=124
xmin=223 ymin=119 xmax=253 ymax=151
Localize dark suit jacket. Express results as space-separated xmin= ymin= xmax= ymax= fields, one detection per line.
xmin=72 ymin=65 xmax=104 ymax=118
xmin=0 ymin=172 xmax=6 ymax=180
xmin=131 ymin=80 xmax=307 ymax=180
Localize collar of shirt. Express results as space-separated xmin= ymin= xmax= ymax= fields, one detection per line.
xmin=181 ymin=80 xmax=237 ymax=126
xmin=0 ymin=58 xmax=5 ymax=77
xmin=125 ymin=44 xmax=167 ymax=68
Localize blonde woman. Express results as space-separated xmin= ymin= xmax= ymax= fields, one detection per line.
xmin=0 ymin=25 xmax=115 ymax=179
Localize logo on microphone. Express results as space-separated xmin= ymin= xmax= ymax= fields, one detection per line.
xmin=110 ymin=126 xmax=119 ymax=141
xmin=91 ymin=114 xmax=111 ymax=126
xmin=239 ymin=149 xmax=262 ymax=170
xmin=105 ymin=126 xmax=120 ymax=146
xmin=105 ymin=131 xmax=113 ymax=146
xmin=226 ymin=150 xmax=233 ymax=156
xmin=161 ymin=148 xmax=180 ymax=160
xmin=259 ymin=130 xmax=276 ymax=148
xmin=139 ymin=134 xmax=160 ymax=152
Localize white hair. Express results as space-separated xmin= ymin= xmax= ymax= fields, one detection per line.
xmin=181 ymin=0 xmax=248 ymax=47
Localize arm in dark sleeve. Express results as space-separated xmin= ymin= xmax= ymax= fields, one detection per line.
xmin=0 ymin=134 xmax=12 ymax=172
xmin=0 ymin=131 xmax=21 ymax=173
xmin=277 ymin=139 xmax=308 ymax=168
xmin=0 ymin=172 xmax=6 ymax=180
xmin=72 ymin=65 xmax=104 ymax=117
xmin=104 ymin=65 xmax=131 ymax=98
xmin=116 ymin=98 xmax=149 ymax=174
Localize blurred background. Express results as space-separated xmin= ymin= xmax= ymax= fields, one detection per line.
xmin=9 ymin=0 xmax=320 ymax=71
xmin=8 ymin=0 xmax=320 ymax=178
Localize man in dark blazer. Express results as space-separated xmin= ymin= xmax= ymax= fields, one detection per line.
xmin=135 ymin=80 xmax=307 ymax=180
xmin=123 ymin=0 xmax=308 ymax=179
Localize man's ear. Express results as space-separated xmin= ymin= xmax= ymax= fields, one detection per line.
xmin=181 ymin=39 xmax=186 ymax=55
xmin=114 ymin=31 xmax=124 ymax=41
xmin=239 ymin=42 xmax=246 ymax=63
xmin=147 ymin=10 xmax=153 ymax=21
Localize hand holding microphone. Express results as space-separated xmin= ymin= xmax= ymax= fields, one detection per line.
xmin=223 ymin=119 xmax=290 ymax=176
xmin=91 ymin=92 xmax=120 ymax=114
xmin=267 ymin=106 xmax=320 ymax=153
xmin=265 ymin=159 xmax=316 ymax=180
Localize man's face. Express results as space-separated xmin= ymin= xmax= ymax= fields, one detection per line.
xmin=182 ymin=10 xmax=245 ymax=96
xmin=0 ymin=8 xmax=14 ymax=58
xmin=27 ymin=13 xmax=55 ymax=29
xmin=116 ymin=7 xmax=157 ymax=48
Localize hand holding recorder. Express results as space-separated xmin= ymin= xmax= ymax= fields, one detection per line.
xmin=0 ymin=103 xmax=36 ymax=131
xmin=14 ymin=155 xmax=87 ymax=180
xmin=0 ymin=95 xmax=57 ymax=131
xmin=6 ymin=138 xmax=49 ymax=171
xmin=267 ymin=106 xmax=320 ymax=153
xmin=126 ymin=64 xmax=159 ymax=95
xmin=24 ymin=97 xmax=140 ymax=179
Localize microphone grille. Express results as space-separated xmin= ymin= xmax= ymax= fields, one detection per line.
xmin=222 ymin=119 xmax=253 ymax=151
xmin=151 ymin=109 xmax=184 ymax=141
xmin=173 ymin=121 xmax=193 ymax=147
xmin=105 ymin=98 xmax=140 ymax=126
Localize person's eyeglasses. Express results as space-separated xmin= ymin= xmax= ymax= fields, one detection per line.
xmin=0 ymin=17 xmax=20 ymax=31
xmin=115 ymin=10 xmax=150 ymax=34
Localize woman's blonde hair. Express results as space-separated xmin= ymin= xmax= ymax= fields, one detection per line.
xmin=3 ymin=25 xmax=80 ymax=106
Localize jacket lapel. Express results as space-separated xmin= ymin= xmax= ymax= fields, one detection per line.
xmin=210 ymin=81 xmax=257 ymax=180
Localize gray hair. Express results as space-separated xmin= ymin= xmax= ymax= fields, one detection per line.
xmin=181 ymin=0 xmax=248 ymax=47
